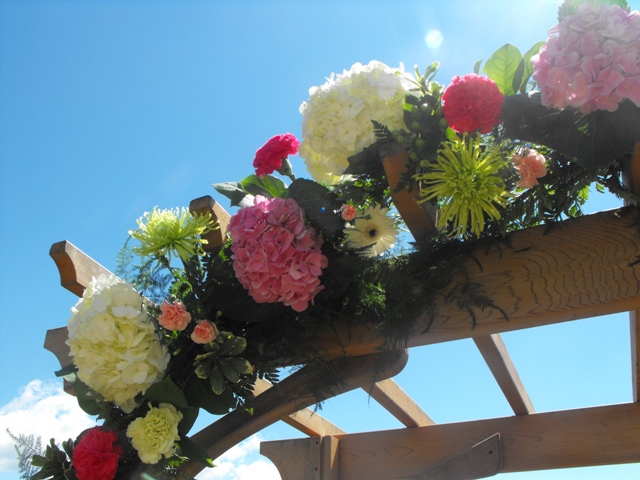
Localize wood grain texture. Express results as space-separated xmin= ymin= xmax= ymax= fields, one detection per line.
xmin=178 ymin=351 xmax=408 ymax=478
xmin=265 ymin=402 xmax=640 ymax=480
xmin=311 ymin=207 xmax=640 ymax=360
xmin=189 ymin=195 xmax=230 ymax=252
xmin=49 ymin=241 xmax=113 ymax=296
xmin=473 ymin=334 xmax=534 ymax=415
xmin=262 ymin=436 xmax=340 ymax=480
xmin=365 ymin=379 xmax=434 ymax=427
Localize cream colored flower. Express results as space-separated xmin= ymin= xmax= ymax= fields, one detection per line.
xmin=127 ymin=403 xmax=183 ymax=464
xmin=67 ymin=275 xmax=169 ymax=413
xmin=345 ymin=205 xmax=398 ymax=256
xmin=299 ymin=61 xmax=415 ymax=184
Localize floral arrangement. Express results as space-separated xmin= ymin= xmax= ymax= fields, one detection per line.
xmin=33 ymin=1 xmax=640 ymax=479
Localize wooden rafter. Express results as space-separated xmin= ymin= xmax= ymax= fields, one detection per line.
xmin=365 ymin=379 xmax=434 ymax=427
xmin=261 ymin=402 xmax=640 ymax=480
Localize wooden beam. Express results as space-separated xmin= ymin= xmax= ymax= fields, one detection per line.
xmin=49 ymin=241 xmax=113 ymax=296
xmin=254 ymin=379 xmax=346 ymax=437
xmin=178 ymin=351 xmax=409 ymax=478
xmin=262 ymin=436 xmax=340 ymax=480
xmin=189 ymin=195 xmax=230 ymax=252
xmin=364 ymin=379 xmax=434 ymax=427
xmin=261 ymin=402 xmax=640 ymax=480
xmin=473 ymin=334 xmax=534 ymax=415
xmin=309 ymin=207 xmax=640 ymax=360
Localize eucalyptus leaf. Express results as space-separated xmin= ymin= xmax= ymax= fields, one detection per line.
xmin=482 ymin=43 xmax=523 ymax=96
xmin=144 ymin=376 xmax=189 ymax=409
xmin=212 ymin=181 xmax=250 ymax=207
xmin=241 ymin=174 xmax=288 ymax=199
xmin=288 ymin=179 xmax=344 ymax=240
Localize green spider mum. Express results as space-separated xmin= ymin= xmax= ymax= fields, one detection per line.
xmin=129 ymin=207 xmax=217 ymax=261
xmin=417 ymin=136 xmax=509 ymax=237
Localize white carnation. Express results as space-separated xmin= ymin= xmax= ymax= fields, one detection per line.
xmin=67 ymin=274 xmax=169 ymax=413
xmin=299 ymin=60 xmax=415 ymax=185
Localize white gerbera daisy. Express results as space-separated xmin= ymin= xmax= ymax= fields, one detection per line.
xmin=345 ymin=205 xmax=398 ymax=256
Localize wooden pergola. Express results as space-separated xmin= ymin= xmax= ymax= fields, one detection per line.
xmin=44 ymin=146 xmax=640 ymax=479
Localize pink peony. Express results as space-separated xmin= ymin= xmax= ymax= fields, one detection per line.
xmin=229 ymin=196 xmax=328 ymax=312
xmin=72 ymin=427 xmax=121 ymax=480
xmin=341 ymin=204 xmax=357 ymax=221
xmin=442 ymin=74 xmax=504 ymax=134
xmin=158 ymin=301 xmax=191 ymax=331
xmin=253 ymin=133 xmax=300 ymax=177
xmin=511 ymin=149 xmax=547 ymax=189
xmin=532 ymin=4 xmax=640 ymax=113
xmin=191 ymin=320 xmax=219 ymax=344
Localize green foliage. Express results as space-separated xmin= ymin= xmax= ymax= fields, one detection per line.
xmin=288 ymin=179 xmax=345 ymax=240
xmin=482 ymin=43 xmax=523 ymax=96
xmin=213 ymin=174 xmax=288 ymax=208
xmin=558 ymin=0 xmax=628 ymax=22
xmin=29 ymin=438 xmax=75 ymax=480
xmin=6 ymin=429 xmax=42 ymax=480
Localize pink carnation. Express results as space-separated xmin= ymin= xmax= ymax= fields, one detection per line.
xmin=253 ymin=133 xmax=300 ymax=177
xmin=442 ymin=74 xmax=504 ymax=134
xmin=511 ymin=149 xmax=547 ymax=189
xmin=191 ymin=320 xmax=219 ymax=344
xmin=532 ymin=4 xmax=640 ymax=113
xmin=229 ymin=196 xmax=328 ymax=312
xmin=158 ymin=301 xmax=191 ymax=331
xmin=341 ymin=204 xmax=357 ymax=221
xmin=72 ymin=427 xmax=121 ymax=480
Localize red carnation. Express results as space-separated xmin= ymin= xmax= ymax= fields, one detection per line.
xmin=72 ymin=426 xmax=121 ymax=480
xmin=253 ymin=133 xmax=300 ymax=177
xmin=442 ymin=74 xmax=504 ymax=134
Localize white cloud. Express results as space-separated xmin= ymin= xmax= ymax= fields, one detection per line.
xmin=198 ymin=435 xmax=281 ymax=480
xmin=0 ymin=379 xmax=94 ymax=473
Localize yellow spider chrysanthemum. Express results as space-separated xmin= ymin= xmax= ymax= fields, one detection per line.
xmin=129 ymin=207 xmax=217 ymax=261
xmin=417 ymin=136 xmax=509 ymax=237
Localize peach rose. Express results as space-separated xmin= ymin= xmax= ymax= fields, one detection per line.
xmin=158 ymin=301 xmax=191 ymax=331
xmin=191 ymin=320 xmax=219 ymax=344
xmin=511 ymin=149 xmax=547 ymax=189
xmin=341 ymin=204 xmax=357 ymax=222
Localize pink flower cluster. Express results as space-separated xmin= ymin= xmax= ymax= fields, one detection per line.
xmin=229 ymin=196 xmax=328 ymax=312
xmin=511 ymin=149 xmax=547 ymax=189
xmin=253 ymin=133 xmax=300 ymax=177
xmin=532 ymin=4 xmax=640 ymax=113
xmin=442 ymin=74 xmax=504 ymax=134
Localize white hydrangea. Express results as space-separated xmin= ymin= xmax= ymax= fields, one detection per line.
xmin=299 ymin=60 xmax=415 ymax=185
xmin=67 ymin=274 xmax=170 ymax=413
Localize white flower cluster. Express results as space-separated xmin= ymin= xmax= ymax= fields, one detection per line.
xmin=299 ymin=60 xmax=415 ymax=185
xmin=67 ymin=275 xmax=169 ymax=413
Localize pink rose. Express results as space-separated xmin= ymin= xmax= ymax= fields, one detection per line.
xmin=191 ymin=320 xmax=219 ymax=344
xmin=511 ymin=149 xmax=547 ymax=189
xmin=158 ymin=301 xmax=192 ymax=331
xmin=341 ymin=204 xmax=357 ymax=221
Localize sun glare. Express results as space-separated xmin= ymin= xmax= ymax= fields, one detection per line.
xmin=425 ymin=29 xmax=444 ymax=49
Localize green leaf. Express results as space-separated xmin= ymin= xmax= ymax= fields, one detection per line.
xmin=519 ymin=41 xmax=546 ymax=94
xmin=240 ymin=174 xmax=288 ymax=199
xmin=218 ymin=360 xmax=240 ymax=383
xmin=226 ymin=357 xmax=254 ymax=375
xmin=30 ymin=455 xmax=48 ymax=467
xmin=511 ymin=59 xmax=525 ymax=96
xmin=177 ymin=406 xmax=199 ymax=438
xmin=344 ymin=142 xmax=384 ymax=176
xmin=212 ymin=181 xmax=250 ymax=208
xmin=183 ymin=377 xmax=233 ymax=415
xmin=482 ymin=43 xmax=523 ymax=96
xmin=144 ymin=376 xmax=189 ymax=409
xmin=209 ymin=365 xmax=226 ymax=395
xmin=218 ymin=335 xmax=247 ymax=356
xmin=288 ymin=179 xmax=344 ymax=240
xmin=54 ymin=364 xmax=77 ymax=377
xmin=473 ymin=59 xmax=482 ymax=74
xmin=74 ymin=380 xmax=102 ymax=416
xmin=179 ymin=437 xmax=215 ymax=468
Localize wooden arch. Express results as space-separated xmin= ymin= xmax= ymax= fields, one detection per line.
xmin=44 ymin=145 xmax=640 ymax=479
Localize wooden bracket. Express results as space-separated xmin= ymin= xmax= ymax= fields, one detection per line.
xmin=414 ymin=433 xmax=502 ymax=480
xmin=189 ymin=195 xmax=230 ymax=252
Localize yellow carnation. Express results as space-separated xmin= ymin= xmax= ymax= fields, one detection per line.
xmin=127 ymin=403 xmax=183 ymax=464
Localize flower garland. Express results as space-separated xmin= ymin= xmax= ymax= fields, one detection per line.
xmin=33 ymin=2 xmax=640 ymax=479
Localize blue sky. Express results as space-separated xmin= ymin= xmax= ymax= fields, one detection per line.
xmin=1 ymin=1 xmax=639 ymax=478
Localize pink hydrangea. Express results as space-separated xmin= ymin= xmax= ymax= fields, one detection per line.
xmin=229 ymin=196 xmax=328 ymax=312
xmin=511 ymin=149 xmax=547 ymax=189
xmin=532 ymin=4 xmax=640 ymax=113
xmin=158 ymin=301 xmax=191 ymax=331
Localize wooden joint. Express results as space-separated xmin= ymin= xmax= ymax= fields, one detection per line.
xmin=189 ymin=195 xmax=230 ymax=252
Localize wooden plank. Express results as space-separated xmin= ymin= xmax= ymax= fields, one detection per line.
xmin=189 ymin=195 xmax=230 ymax=252
xmin=365 ymin=379 xmax=434 ymax=427
xmin=321 ymin=436 xmax=340 ymax=480
xmin=254 ymin=379 xmax=346 ymax=437
xmin=261 ymin=402 xmax=640 ymax=480
xmin=178 ymin=351 xmax=409 ymax=478
xmin=49 ymin=241 xmax=113 ymax=296
xmin=262 ymin=436 xmax=340 ymax=480
xmin=473 ymin=334 xmax=534 ymax=415
xmin=310 ymin=207 xmax=640 ymax=360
